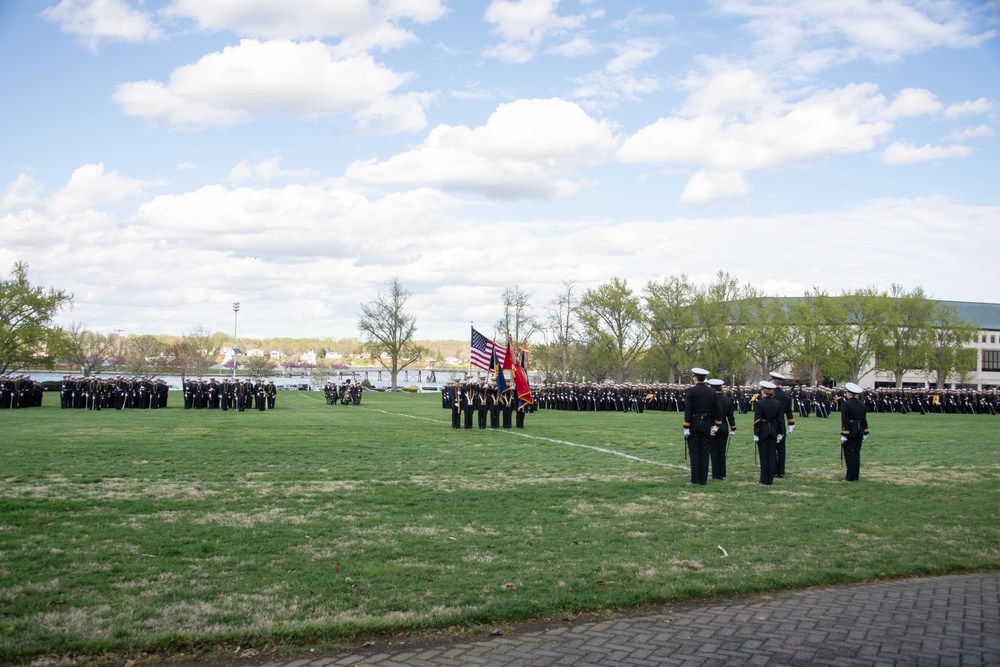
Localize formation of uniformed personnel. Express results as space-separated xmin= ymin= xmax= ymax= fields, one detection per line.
xmin=682 ymin=368 xmax=723 ymax=486
xmin=182 ymin=378 xmax=275 ymax=411
xmin=60 ymin=376 xmax=169 ymax=410
xmin=1 ymin=375 xmax=43 ymax=408
xmin=334 ymin=379 xmax=362 ymax=405
xmin=535 ymin=382 xmax=650 ymax=412
xmin=443 ymin=378 xmax=518 ymax=430
xmin=840 ymin=382 xmax=870 ymax=482
xmin=753 ymin=380 xmax=783 ymax=485
xmin=707 ymin=378 xmax=737 ymax=480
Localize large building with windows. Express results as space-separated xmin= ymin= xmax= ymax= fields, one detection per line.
xmin=866 ymin=301 xmax=1000 ymax=390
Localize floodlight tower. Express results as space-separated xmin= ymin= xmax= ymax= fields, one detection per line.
xmin=233 ymin=302 xmax=240 ymax=380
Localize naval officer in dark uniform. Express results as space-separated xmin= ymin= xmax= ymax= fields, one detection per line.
xmin=840 ymin=382 xmax=870 ymax=482
xmin=707 ymin=378 xmax=736 ymax=480
xmin=753 ymin=380 xmax=783 ymax=485
xmin=682 ymin=368 xmax=723 ymax=486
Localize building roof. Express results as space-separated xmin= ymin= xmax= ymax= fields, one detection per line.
xmin=940 ymin=301 xmax=1000 ymax=331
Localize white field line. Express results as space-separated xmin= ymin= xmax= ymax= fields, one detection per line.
xmin=355 ymin=404 xmax=689 ymax=472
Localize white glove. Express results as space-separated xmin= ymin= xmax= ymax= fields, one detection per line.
xmin=841 ymin=435 xmax=848 ymax=444
xmin=710 ymin=425 xmax=719 ymax=436
xmin=863 ymin=434 xmax=868 ymax=441
xmin=787 ymin=425 xmax=795 ymax=434
xmin=753 ymin=435 xmax=759 ymax=443
xmin=777 ymin=434 xmax=784 ymax=443
xmin=683 ymin=428 xmax=690 ymax=437
xmin=729 ymin=429 xmax=736 ymax=438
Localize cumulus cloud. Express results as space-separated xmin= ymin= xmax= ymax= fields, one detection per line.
xmin=680 ymin=170 xmax=750 ymax=207
xmin=881 ymin=141 xmax=973 ymax=165
xmin=345 ymin=98 xmax=619 ymax=198
xmin=883 ymin=88 xmax=942 ymax=119
xmin=41 ymin=0 xmax=163 ymax=52
xmin=1 ymin=174 xmax=44 ymax=211
xmin=162 ymin=0 xmax=446 ymax=47
xmin=47 ymin=163 xmax=161 ymax=216
xmin=482 ymin=0 xmax=593 ymax=63
xmin=112 ymin=39 xmax=432 ymax=132
xmin=617 ymin=69 xmax=896 ymax=204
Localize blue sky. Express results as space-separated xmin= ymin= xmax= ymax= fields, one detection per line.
xmin=1 ymin=0 xmax=998 ymax=341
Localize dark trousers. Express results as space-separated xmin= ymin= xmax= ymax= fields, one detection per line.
xmin=687 ymin=432 xmax=710 ymax=485
xmin=709 ymin=432 xmax=728 ymax=479
xmin=843 ymin=439 xmax=862 ymax=481
xmin=758 ymin=438 xmax=777 ymax=484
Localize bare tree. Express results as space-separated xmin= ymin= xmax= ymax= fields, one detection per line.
xmin=165 ymin=326 xmax=219 ymax=383
xmin=547 ymin=280 xmax=578 ymax=382
xmin=122 ymin=335 xmax=165 ymax=377
xmin=495 ymin=285 xmax=541 ymax=347
xmin=66 ymin=324 xmax=118 ymax=376
xmin=358 ymin=277 xmax=425 ymax=391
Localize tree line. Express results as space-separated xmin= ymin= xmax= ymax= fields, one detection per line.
xmin=2 ymin=263 xmax=980 ymax=390
xmin=524 ymin=272 xmax=978 ymax=388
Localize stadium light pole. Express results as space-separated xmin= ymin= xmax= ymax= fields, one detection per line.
xmin=233 ymin=302 xmax=240 ymax=380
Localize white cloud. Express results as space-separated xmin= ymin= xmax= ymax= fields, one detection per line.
xmin=345 ymin=98 xmax=619 ymax=198
xmin=41 ymin=0 xmax=163 ymax=52
xmin=162 ymin=0 xmax=446 ymax=47
xmin=547 ymin=36 xmax=597 ymax=57
xmin=227 ymin=157 xmax=319 ymax=185
xmin=883 ymin=88 xmax=942 ymax=119
xmin=944 ymin=97 xmax=995 ymax=118
xmin=945 ymin=125 xmax=995 ymax=141
xmin=715 ymin=0 xmax=995 ymax=71
xmin=112 ymin=39 xmax=432 ymax=132
xmin=570 ymin=39 xmax=663 ymax=108
xmin=1 ymin=174 xmax=44 ymax=211
xmin=679 ymin=170 xmax=750 ymax=207
xmin=47 ymin=163 xmax=160 ymax=216
xmin=617 ymin=71 xmax=895 ymax=203
xmin=482 ymin=0 xmax=591 ymax=63
xmin=881 ymin=141 xmax=973 ymax=165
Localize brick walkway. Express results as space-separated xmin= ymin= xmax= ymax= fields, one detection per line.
xmin=249 ymin=572 xmax=998 ymax=667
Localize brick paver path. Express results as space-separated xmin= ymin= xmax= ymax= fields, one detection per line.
xmin=249 ymin=572 xmax=997 ymax=666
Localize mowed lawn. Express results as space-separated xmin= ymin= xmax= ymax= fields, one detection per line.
xmin=1 ymin=389 xmax=998 ymax=663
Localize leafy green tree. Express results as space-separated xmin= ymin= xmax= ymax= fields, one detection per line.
xmin=691 ymin=271 xmax=753 ymax=384
xmin=822 ymin=287 xmax=890 ymax=384
xmin=926 ymin=302 xmax=978 ymax=388
xmin=875 ymin=285 xmax=937 ymax=388
xmin=358 ymin=277 xmax=425 ymax=392
xmin=643 ymin=275 xmax=697 ymax=383
xmin=0 ymin=262 xmax=74 ymax=375
xmin=742 ymin=291 xmax=792 ymax=381
xmin=788 ymin=289 xmax=839 ymax=386
xmin=577 ymin=277 xmax=649 ymax=382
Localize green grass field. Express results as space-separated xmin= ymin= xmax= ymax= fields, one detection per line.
xmin=1 ymin=390 xmax=998 ymax=664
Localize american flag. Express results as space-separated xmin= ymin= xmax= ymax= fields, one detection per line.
xmin=470 ymin=327 xmax=507 ymax=370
